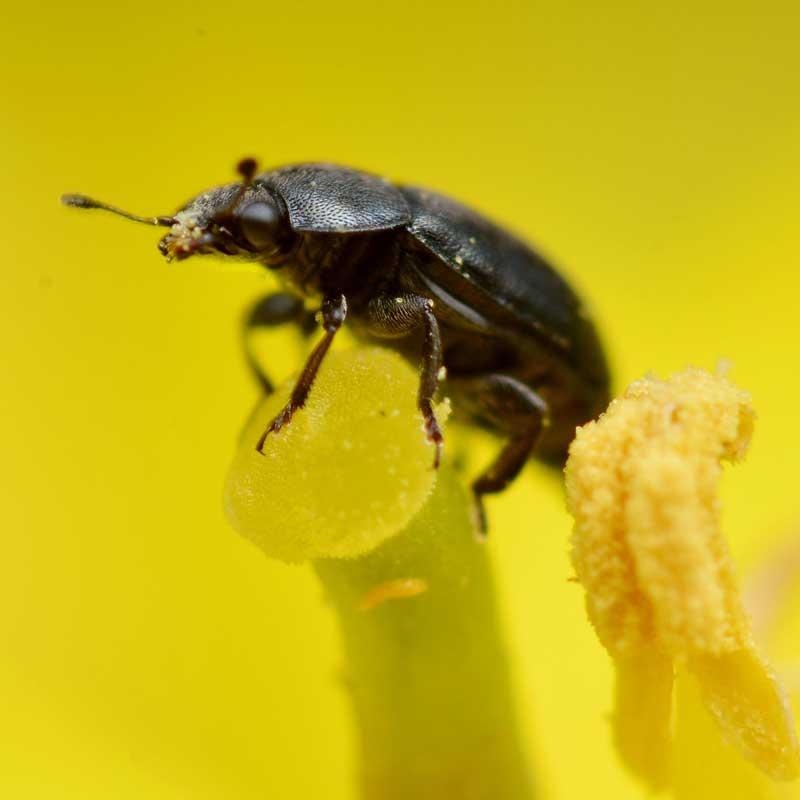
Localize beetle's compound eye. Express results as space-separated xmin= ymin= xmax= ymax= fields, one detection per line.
xmin=237 ymin=200 xmax=283 ymax=252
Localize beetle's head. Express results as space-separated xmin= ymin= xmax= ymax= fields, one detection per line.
xmin=61 ymin=159 xmax=295 ymax=267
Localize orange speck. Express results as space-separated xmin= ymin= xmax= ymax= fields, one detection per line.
xmin=358 ymin=578 xmax=429 ymax=611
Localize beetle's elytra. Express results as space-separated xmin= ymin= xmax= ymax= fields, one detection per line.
xmin=62 ymin=160 xmax=610 ymax=533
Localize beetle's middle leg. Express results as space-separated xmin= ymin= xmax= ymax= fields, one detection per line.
xmin=242 ymin=291 xmax=317 ymax=394
xmin=255 ymin=294 xmax=347 ymax=453
xmin=451 ymin=374 xmax=550 ymax=537
xmin=365 ymin=294 xmax=444 ymax=467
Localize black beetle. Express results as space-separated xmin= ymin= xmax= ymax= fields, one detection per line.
xmin=62 ymin=159 xmax=610 ymax=532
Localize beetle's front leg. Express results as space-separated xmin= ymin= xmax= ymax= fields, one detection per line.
xmin=255 ymin=294 xmax=347 ymax=453
xmin=365 ymin=294 xmax=444 ymax=467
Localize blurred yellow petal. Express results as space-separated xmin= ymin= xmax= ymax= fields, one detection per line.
xmin=673 ymin=672 xmax=779 ymax=800
xmin=747 ymin=533 xmax=800 ymax=669
xmin=689 ymin=650 xmax=799 ymax=780
xmin=566 ymin=368 xmax=800 ymax=787
xmin=613 ymin=651 xmax=674 ymax=791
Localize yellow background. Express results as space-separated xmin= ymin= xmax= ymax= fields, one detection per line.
xmin=3 ymin=1 xmax=800 ymax=797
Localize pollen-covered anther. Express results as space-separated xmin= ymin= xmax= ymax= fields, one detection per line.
xmin=566 ymin=367 xmax=799 ymax=787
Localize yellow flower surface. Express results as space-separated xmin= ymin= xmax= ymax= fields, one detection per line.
xmin=566 ymin=368 xmax=800 ymax=788
xmin=225 ymin=347 xmax=448 ymax=562
xmin=6 ymin=1 xmax=800 ymax=797
xmin=226 ymin=349 xmax=535 ymax=799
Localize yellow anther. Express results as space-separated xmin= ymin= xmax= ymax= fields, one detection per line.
xmin=566 ymin=368 xmax=799 ymax=786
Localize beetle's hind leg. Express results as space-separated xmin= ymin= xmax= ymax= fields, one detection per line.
xmin=453 ymin=375 xmax=550 ymax=537
xmin=364 ymin=294 xmax=444 ymax=467
xmin=242 ymin=291 xmax=317 ymax=394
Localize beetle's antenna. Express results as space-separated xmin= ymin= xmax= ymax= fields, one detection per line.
xmin=237 ymin=157 xmax=258 ymax=183
xmin=60 ymin=194 xmax=177 ymax=227
xmin=213 ymin=157 xmax=260 ymax=222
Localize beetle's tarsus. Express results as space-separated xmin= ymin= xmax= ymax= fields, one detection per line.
xmin=255 ymin=402 xmax=298 ymax=453
xmin=269 ymin=404 xmax=295 ymax=434
xmin=422 ymin=404 xmax=444 ymax=468
xmin=471 ymin=497 xmax=490 ymax=541
xmin=431 ymin=435 xmax=443 ymax=470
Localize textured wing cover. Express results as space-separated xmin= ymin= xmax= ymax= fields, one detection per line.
xmin=401 ymin=186 xmax=608 ymax=384
xmin=401 ymin=186 xmax=581 ymax=342
xmin=262 ymin=163 xmax=411 ymax=233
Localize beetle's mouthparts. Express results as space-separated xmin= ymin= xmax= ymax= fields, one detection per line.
xmin=159 ymin=213 xmax=217 ymax=261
